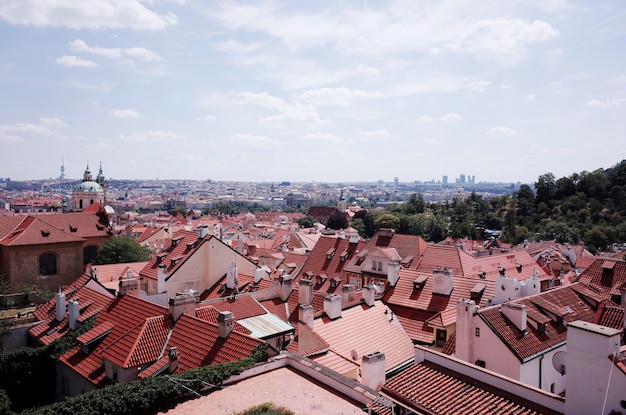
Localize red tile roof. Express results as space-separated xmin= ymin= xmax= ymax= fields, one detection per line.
xmin=577 ymin=258 xmax=626 ymax=298
xmin=202 ymin=295 xmax=267 ymax=320
xmin=0 ymin=215 xmax=85 ymax=246
xmin=140 ymin=229 xmax=206 ymax=281
xmin=200 ymin=272 xmax=275 ymax=301
xmin=344 ymin=231 xmax=427 ymax=273
xmin=382 ymin=361 xmax=561 ymax=415
xmin=194 ymin=305 xmax=252 ymax=335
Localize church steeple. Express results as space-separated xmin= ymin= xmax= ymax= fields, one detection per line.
xmin=83 ymin=163 xmax=93 ymax=181
xmin=96 ymin=162 xmax=105 ymax=185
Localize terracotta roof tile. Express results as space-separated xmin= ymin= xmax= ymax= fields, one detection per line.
xmin=578 ymin=258 xmax=626 ymax=298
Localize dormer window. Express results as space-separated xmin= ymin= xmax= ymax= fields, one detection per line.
xmin=170 ymin=256 xmax=182 ymax=267
xmin=69 ymin=225 xmax=77 ymax=233
xmin=330 ymin=276 xmax=342 ymax=288
xmin=401 ymin=255 xmax=415 ymax=268
xmin=339 ymin=250 xmax=349 ymax=262
xmin=41 ymin=229 xmax=51 ymax=237
xmin=478 ymin=271 xmax=486 ymax=279
xmin=316 ymin=274 xmax=328 ymax=285
xmin=303 ymin=271 xmax=314 ymax=281
xmin=371 ymin=260 xmax=383 ymax=272
xmin=413 ymin=276 xmax=428 ymax=290
xmin=156 ymin=252 xmax=167 ymax=263
xmin=171 ymin=236 xmax=183 ymax=247
xmin=326 ymin=247 xmax=336 ymax=260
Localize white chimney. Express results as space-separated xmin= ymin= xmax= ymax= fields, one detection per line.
xmin=168 ymin=347 xmax=180 ymax=374
xmin=169 ymin=292 xmax=199 ymax=321
xmin=324 ymin=294 xmax=342 ymax=320
xmin=349 ymin=234 xmax=360 ymax=244
xmin=279 ymin=274 xmax=293 ymax=301
xmin=432 ymin=268 xmax=454 ymax=296
xmin=226 ymin=264 xmax=238 ymax=290
xmin=91 ymin=267 xmax=99 ymax=281
xmin=218 ymin=311 xmax=235 ymax=338
xmin=118 ymin=278 xmax=139 ymax=297
xmin=198 ymin=224 xmax=209 ymax=239
xmin=520 ymin=274 xmax=541 ymax=297
xmin=126 ymin=269 xmax=134 ymax=279
xmin=455 ymin=299 xmax=477 ymax=363
xmin=341 ymin=284 xmax=355 ymax=306
xmin=299 ymin=304 xmax=314 ymax=329
xmin=362 ymin=283 xmax=376 ymax=307
xmin=387 ymin=260 xmax=400 ymax=287
xmin=298 ymin=278 xmax=313 ymax=306
xmin=493 ymin=274 xmax=518 ymax=304
xmin=361 ymin=351 xmax=386 ymax=391
xmin=157 ymin=263 xmax=167 ymax=294
xmin=501 ymin=302 xmax=527 ymax=332
xmin=68 ymin=300 xmax=80 ymax=330
xmin=55 ymin=291 xmax=66 ymax=322
xmin=564 ymin=321 xmax=623 ymax=415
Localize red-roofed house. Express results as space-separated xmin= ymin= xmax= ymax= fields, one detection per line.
xmin=576 ymin=258 xmax=626 ymax=304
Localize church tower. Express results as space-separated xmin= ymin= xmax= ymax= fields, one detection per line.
xmin=71 ymin=163 xmax=105 ymax=211
xmin=337 ymin=186 xmax=347 ymax=213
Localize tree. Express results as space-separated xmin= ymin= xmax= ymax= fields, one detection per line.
xmin=375 ymin=213 xmax=400 ymax=231
xmin=326 ymin=212 xmax=349 ymax=230
xmin=94 ymin=236 xmax=152 ymax=265
xmin=296 ymin=216 xmax=317 ymax=228
xmin=535 ymin=173 xmax=556 ymax=205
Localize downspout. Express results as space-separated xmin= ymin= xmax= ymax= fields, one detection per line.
xmin=539 ymin=354 xmax=543 ymax=390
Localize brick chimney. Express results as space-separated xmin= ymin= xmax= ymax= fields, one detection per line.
xmin=361 ymin=351 xmax=386 ymax=391
xmin=68 ymin=300 xmax=80 ymax=330
xmin=218 ymin=311 xmax=235 ymax=338
xmin=324 ymin=294 xmax=342 ymax=320
xmin=501 ymin=302 xmax=527 ymax=332
xmin=362 ymin=283 xmax=376 ymax=307
xmin=168 ymin=347 xmax=180 ymax=374
xmin=157 ymin=263 xmax=167 ymax=294
xmin=298 ymin=278 xmax=313 ymax=306
xmin=432 ymin=268 xmax=454 ymax=296
xmin=279 ymin=274 xmax=293 ymax=301
xmin=118 ymin=278 xmax=139 ymax=297
xmin=169 ymin=292 xmax=199 ymax=321
xmin=299 ymin=304 xmax=314 ymax=329
xmin=55 ymin=291 xmax=66 ymax=322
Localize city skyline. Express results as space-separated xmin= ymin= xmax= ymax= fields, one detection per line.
xmin=1 ymin=1 xmax=624 ymax=183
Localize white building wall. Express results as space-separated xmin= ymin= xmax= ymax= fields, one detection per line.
xmin=518 ymin=346 xmax=567 ymax=394
xmin=471 ymin=318 xmax=521 ymax=380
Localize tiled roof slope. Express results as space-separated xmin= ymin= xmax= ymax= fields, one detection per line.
xmin=200 ymin=272 xmax=274 ymax=301
xmin=201 ymin=295 xmax=267 ymax=320
xmin=577 ymin=258 xmax=626 ymax=298
xmin=166 ymin=313 xmax=264 ymax=372
xmin=194 ymin=305 xmax=252 ymax=335
xmin=382 ymin=361 xmax=561 ymax=415
xmin=417 ymin=244 xmax=548 ymax=282
xmin=140 ymin=230 xmax=204 ymax=281
xmin=0 ymin=215 xmax=85 ymax=246
xmin=32 ymin=211 xmax=111 ymax=240
xmin=344 ymin=231 xmax=427 ymax=273
xmin=478 ymin=283 xmax=619 ymax=362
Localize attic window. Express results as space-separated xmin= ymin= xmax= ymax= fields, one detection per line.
xmin=330 ymin=276 xmax=342 ymax=288
xmin=186 ymin=242 xmax=195 ymax=250
xmin=339 ymin=250 xmax=349 ymax=262
xmin=171 ymin=236 xmax=184 ymax=247
xmin=470 ymin=284 xmax=486 ymax=302
xmin=41 ymin=229 xmax=51 ymax=237
xmin=156 ymin=252 xmax=167 ymax=263
xmin=303 ymin=271 xmax=314 ymax=281
xmin=478 ymin=271 xmax=486 ymax=279
xmin=413 ymin=276 xmax=428 ymax=290
xmin=69 ymin=225 xmax=77 ymax=233
xmin=96 ymin=224 xmax=104 ymax=230
xmin=537 ymin=323 xmax=546 ymax=335
xmin=515 ymin=264 xmax=522 ymax=273
xmin=401 ymin=255 xmax=415 ymax=268
xmin=602 ymin=260 xmax=615 ymax=270
xmin=326 ymin=247 xmax=336 ymax=260
xmin=170 ymin=256 xmax=182 ymax=267
xmin=316 ymin=274 xmax=328 ymax=285
xmin=355 ymin=250 xmax=368 ymax=265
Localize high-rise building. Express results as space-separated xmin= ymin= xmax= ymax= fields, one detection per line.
xmin=460 ymin=174 xmax=466 ymax=184
xmin=442 ymin=175 xmax=448 ymax=185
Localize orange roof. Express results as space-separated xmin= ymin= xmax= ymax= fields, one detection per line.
xmin=578 ymin=258 xmax=626 ymax=297
xmin=0 ymin=215 xmax=85 ymax=246
xmin=140 ymin=229 xmax=205 ymax=281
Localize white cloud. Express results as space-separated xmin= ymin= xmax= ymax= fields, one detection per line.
xmin=297 ymin=87 xmax=382 ymax=106
xmin=357 ymin=64 xmax=380 ymax=75
xmin=446 ymin=19 xmax=560 ymax=58
xmin=466 ymin=80 xmax=491 ymax=92
xmin=526 ymin=94 xmax=536 ymax=102
xmin=197 ymin=115 xmax=217 ymax=121
xmin=0 ymin=122 xmax=55 ymax=142
xmin=439 ymin=113 xmax=463 ymax=123
xmin=123 ymin=47 xmax=162 ymax=62
xmin=487 ymin=126 xmax=517 ymax=137
xmin=40 ymin=117 xmax=66 ymax=128
xmin=358 ymin=129 xmax=390 ymax=139
xmin=56 ymin=55 xmax=98 ymax=68
xmin=584 ymin=98 xmax=625 ymax=108
xmin=500 ymin=83 xmax=512 ymax=89
xmin=231 ymin=134 xmax=278 ymax=145
xmin=0 ymin=131 xmax=23 ymax=142
xmin=236 ymin=91 xmax=331 ymax=126
xmin=109 ymin=109 xmax=141 ymax=118
xmin=415 ymin=115 xmax=433 ymax=123
xmin=121 ymin=131 xmax=183 ymax=142
xmin=68 ymin=39 xmax=162 ymax=62
xmin=298 ymin=133 xmax=344 ymax=142
xmin=211 ymin=39 xmax=263 ymax=55
xmin=0 ymin=0 xmax=177 ymax=30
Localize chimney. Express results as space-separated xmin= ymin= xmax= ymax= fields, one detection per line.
xmin=226 ymin=264 xmax=238 ymax=290
xmin=521 ymin=274 xmax=541 ymax=297
xmin=362 ymin=283 xmax=376 ymax=307
xmin=253 ymin=268 xmax=266 ymax=284
xmin=361 ymin=351 xmax=386 ymax=391
xmin=455 ymin=299 xmax=478 ymax=363
xmin=341 ymin=284 xmax=355 ymax=307
xmin=432 ymin=268 xmax=454 ymax=296
xmin=118 ymin=278 xmax=139 ymax=297
xmin=493 ymin=274 xmax=518 ymax=305
xmin=279 ymin=274 xmax=293 ymax=302
xmin=298 ymin=278 xmax=313 ymax=306
xmin=324 ymin=294 xmax=342 ymax=320
xmin=349 ymin=234 xmax=360 ymax=244
xmin=157 ymin=263 xmax=167 ymax=294
xmin=564 ymin=321 xmax=623 ymax=415
xmin=68 ymin=300 xmax=80 ymax=330
xmin=218 ymin=311 xmax=235 ymax=338
xmin=168 ymin=292 xmax=199 ymax=321
xmin=168 ymin=347 xmax=180 ymax=374
xmin=126 ymin=269 xmax=134 ymax=279
xmin=55 ymin=291 xmax=66 ymax=322
xmin=501 ymin=302 xmax=527 ymax=332
xmin=91 ymin=267 xmax=99 ymax=281
xmin=198 ymin=224 xmax=209 ymax=239
xmin=298 ymin=304 xmax=314 ymax=329
xmin=387 ymin=259 xmax=401 ymax=287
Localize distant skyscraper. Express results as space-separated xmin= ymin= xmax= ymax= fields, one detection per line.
xmin=442 ymin=175 xmax=448 ymax=185
xmin=59 ymin=157 xmax=65 ymax=180
xmin=460 ymin=174 xmax=466 ymax=184
xmin=394 ymin=177 xmax=399 ymax=191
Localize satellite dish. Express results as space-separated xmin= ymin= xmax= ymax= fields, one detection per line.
xmin=552 ymin=351 xmax=566 ymax=375
xmin=351 ymin=349 xmax=359 ymax=361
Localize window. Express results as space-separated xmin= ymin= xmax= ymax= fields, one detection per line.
xmin=550 ymin=383 xmax=555 ymax=393
xmin=475 ymin=359 xmax=486 ymax=368
xmin=475 ymin=327 xmax=480 ymax=337
xmin=39 ymin=253 xmax=57 ymax=276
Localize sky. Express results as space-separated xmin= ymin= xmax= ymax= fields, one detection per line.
xmin=0 ymin=1 xmax=624 ymax=184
